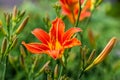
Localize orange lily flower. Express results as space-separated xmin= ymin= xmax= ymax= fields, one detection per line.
xmin=60 ymin=0 xmax=91 ymax=23
xmin=22 ymin=18 xmax=82 ymax=59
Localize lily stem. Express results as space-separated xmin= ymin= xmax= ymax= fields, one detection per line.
xmin=1 ymin=56 xmax=8 ymax=80
xmin=75 ymin=0 xmax=81 ymax=27
xmin=58 ymin=64 xmax=63 ymax=80
xmin=28 ymin=56 xmax=38 ymax=80
xmin=78 ymin=70 xmax=84 ymax=80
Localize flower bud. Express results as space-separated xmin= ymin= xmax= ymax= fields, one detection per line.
xmin=0 ymin=20 xmax=2 ymax=26
xmin=80 ymin=46 xmax=89 ymax=68
xmin=43 ymin=14 xmax=51 ymax=28
xmin=20 ymin=55 xmax=25 ymax=68
xmin=87 ymin=49 xmax=96 ymax=65
xmin=15 ymin=16 xmax=29 ymax=35
xmin=12 ymin=6 xmax=17 ymax=21
xmin=6 ymin=14 xmax=10 ymax=27
xmin=41 ymin=61 xmax=50 ymax=73
xmin=0 ymin=20 xmax=3 ymax=30
xmin=53 ymin=2 xmax=61 ymax=17
xmin=93 ymin=37 xmax=117 ymax=65
xmin=96 ymin=0 xmax=103 ymax=7
xmin=34 ymin=61 xmax=50 ymax=77
xmin=54 ymin=64 xmax=58 ymax=80
xmin=85 ymin=37 xmax=117 ymax=71
xmin=0 ymin=20 xmax=7 ymax=36
xmin=19 ymin=10 xmax=26 ymax=17
xmin=9 ymin=37 xmax=18 ymax=50
xmin=20 ymin=45 xmax=26 ymax=58
xmin=0 ymin=26 xmax=7 ymax=36
xmin=1 ymin=37 xmax=7 ymax=54
xmin=88 ymin=28 xmax=96 ymax=48
xmin=80 ymin=46 xmax=88 ymax=61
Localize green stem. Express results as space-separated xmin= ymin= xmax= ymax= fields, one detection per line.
xmin=1 ymin=40 xmax=16 ymax=80
xmin=58 ymin=64 xmax=63 ymax=80
xmin=78 ymin=70 xmax=84 ymax=80
xmin=75 ymin=0 xmax=81 ymax=27
xmin=1 ymin=56 xmax=7 ymax=80
xmin=3 ymin=43 xmax=11 ymax=57
xmin=0 ymin=42 xmax=11 ymax=80
xmin=28 ymin=56 xmax=38 ymax=80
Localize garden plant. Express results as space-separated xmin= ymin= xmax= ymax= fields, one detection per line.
xmin=0 ymin=0 xmax=119 ymax=80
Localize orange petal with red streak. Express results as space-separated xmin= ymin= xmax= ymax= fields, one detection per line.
xmin=63 ymin=38 xmax=81 ymax=48
xmin=32 ymin=28 xmax=50 ymax=44
xmin=22 ymin=41 xmax=49 ymax=54
xmin=63 ymin=27 xmax=82 ymax=41
xmin=50 ymin=18 xmax=65 ymax=42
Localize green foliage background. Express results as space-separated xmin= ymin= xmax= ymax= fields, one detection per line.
xmin=0 ymin=0 xmax=120 ymax=80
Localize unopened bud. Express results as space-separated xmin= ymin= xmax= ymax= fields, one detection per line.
xmin=12 ymin=35 xmax=17 ymax=41
xmin=15 ymin=16 xmax=29 ymax=34
xmin=1 ymin=37 xmax=7 ymax=54
xmin=53 ymin=2 xmax=61 ymax=9
xmin=0 ymin=20 xmax=2 ymax=26
xmin=43 ymin=14 xmax=51 ymax=28
xmin=20 ymin=45 xmax=26 ymax=58
xmin=88 ymin=28 xmax=96 ymax=47
xmin=41 ymin=61 xmax=50 ymax=73
xmin=9 ymin=37 xmax=18 ymax=50
xmin=0 ymin=20 xmax=2 ymax=30
xmin=20 ymin=55 xmax=25 ymax=68
xmin=45 ymin=66 xmax=52 ymax=80
xmin=80 ymin=46 xmax=89 ymax=68
xmin=0 ymin=20 xmax=7 ymax=36
xmin=44 ymin=66 xmax=51 ymax=74
xmin=19 ymin=10 xmax=26 ymax=17
xmin=87 ymin=49 xmax=96 ymax=65
xmin=96 ymin=0 xmax=103 ymax=7
xmin=34 ymin=61 xmax=50 ymax=77
xmin=93 ymin=37 xmax=117 ymax=65
xmin=54 ymin=64 xmax=58 ymax=80
xmin=53 ymin=2 xmax=61 ymax=17
xmin=85 ymin=37 xmax=117 ymax=71
xmin=81 ymin=46 xmax=88 ymax=60
xmin=6 ymin=14 xmax=10 ymax=27
xmin=12 ymin=6 xmax=17 ymax=21
xmin=0 ymin=27 xmax=7 ymax=36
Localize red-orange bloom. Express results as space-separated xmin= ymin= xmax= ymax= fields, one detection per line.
xmin=22 ymin=18 xmax=82 ymax=59
xmin=60 ymin=0 xmax=91 ymax=23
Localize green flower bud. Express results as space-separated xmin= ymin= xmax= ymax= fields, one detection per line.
xmin=1 ymin=37 xmax=7 ymax=54
xmin=15 ymin=16 xmax=29 ymax=35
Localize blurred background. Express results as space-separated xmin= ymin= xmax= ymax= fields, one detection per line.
xmin=0 ymin=0 xmax=120 ymax=80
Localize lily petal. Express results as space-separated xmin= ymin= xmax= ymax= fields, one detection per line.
xmin=47 ymin=50 xmax=60 ymax=60
xmin=50 ymin=18 xmax=65 ymax=43
xmin=60 ymin=0 xmax=91 ymax=23
xmin=63 ymin=27 xmax=82 ymax=41
xmin=47 ymin=49 xmax=64 ymax=60
xmin=32 ymin=28 xmax=50 ymax=44
xmin=22 ymin=41 xmax=49 ymax=54
xmin=63 ymin=38 xmax=81 ymax=48
xmin=80 ymin=11 xmax=91 ymax=20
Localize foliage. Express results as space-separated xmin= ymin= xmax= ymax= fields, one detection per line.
xmin=0 ymin=0 xmax=120 ymax=80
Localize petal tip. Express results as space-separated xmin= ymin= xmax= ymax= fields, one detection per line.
xmin=21 ymin=41 xmax=25 ymax=45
